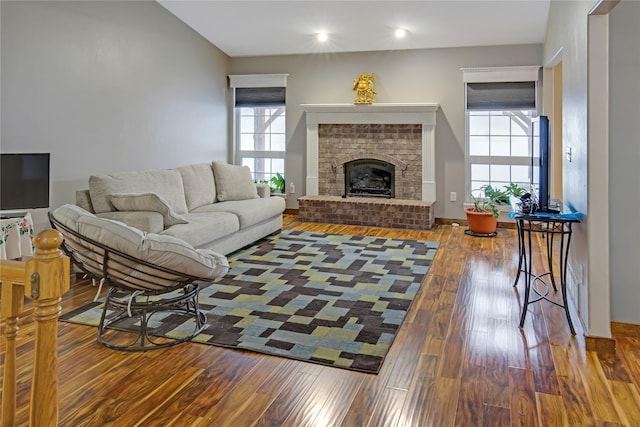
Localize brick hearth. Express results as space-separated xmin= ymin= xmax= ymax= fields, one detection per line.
xmin=298 ymin=195 xmax=435 ymax=230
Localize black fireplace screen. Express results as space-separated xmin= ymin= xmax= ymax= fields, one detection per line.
xmin=344 ymin=159 xmax=395 ymax=198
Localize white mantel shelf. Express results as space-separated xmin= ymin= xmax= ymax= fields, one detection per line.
xmin=301 ymin=103 xmax=440 ymax=113
xmin=302 ymin=102 xmax=440 ymax=202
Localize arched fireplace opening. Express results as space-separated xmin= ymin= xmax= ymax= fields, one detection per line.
xmin=344 ymin=159 xmax=395 ymax=198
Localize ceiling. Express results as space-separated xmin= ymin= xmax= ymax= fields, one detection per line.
xmin=157 ymin=1 xmax=551 ymax=58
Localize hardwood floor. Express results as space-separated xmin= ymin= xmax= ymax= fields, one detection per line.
xmin=5 ymin=216 xmax=640 ymax=426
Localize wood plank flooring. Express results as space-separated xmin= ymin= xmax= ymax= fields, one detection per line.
xmin=3 ymin=216 xmax=640 ymax=426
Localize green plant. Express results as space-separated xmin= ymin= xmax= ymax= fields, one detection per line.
xmin=505 ymin=182 xmax=526 ymax=198
xmin=470 ymin=183 xmax=527 ymax=218
xmin=470 ymin=191 xmax=501 ymax=218
xmin=269 ymin=172 xmax=285 ymax=194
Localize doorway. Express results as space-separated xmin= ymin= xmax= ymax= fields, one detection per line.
xmin=543 ymin=55 xmax=563 ymax=200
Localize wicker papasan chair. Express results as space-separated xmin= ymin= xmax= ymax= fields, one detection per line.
xmin=49 ymin=204 xmax=229 ymax=351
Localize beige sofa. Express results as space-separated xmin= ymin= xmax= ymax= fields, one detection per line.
xmin=75 ymin=161 xmax=286 ymax=255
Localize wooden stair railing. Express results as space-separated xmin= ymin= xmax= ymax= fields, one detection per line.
xmin=1 ymin=229 xmax=70 ymax=427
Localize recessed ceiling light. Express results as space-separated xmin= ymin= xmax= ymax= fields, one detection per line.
xmin=395 ymin=28 xmax=407 ymax=39
xmin=317 ymin=32 xmax=328 ymax=42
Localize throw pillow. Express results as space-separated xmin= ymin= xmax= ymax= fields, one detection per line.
xmin=212 ymin=161 xmax=259 ymax=202
xmin=109 ymin=193 xmax=188 ymax=227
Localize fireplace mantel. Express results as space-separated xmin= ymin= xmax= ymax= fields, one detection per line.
xmin=301 ymin=103 xmax=439 ymax=115
xmin=302 ymin=103 xmax=440 ymax=202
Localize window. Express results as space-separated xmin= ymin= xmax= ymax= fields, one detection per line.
xmin=229 ymin=74 xmax=288 ymax=185
xmin=468 ymin=109 xmax=535 ymax=197
xmin=462 ymin=67 xmax=540 ymax=199
xmin=236 ymin=103 xmax=285 ymax=183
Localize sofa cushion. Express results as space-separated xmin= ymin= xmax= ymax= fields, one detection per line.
xmin=160 ymin=212 xmax=240 ymax=249
xmin=192 ymin=197 xmax=285 ymax=229
xmin=89 ymin=169 xmax=188 ymax=215
xmin=109 ymin=193 xmax=188 ymax=227
xmin=75 ymin=215 xmax=228 ymax=279
xmin=212 ymin=161 xmax=258 ymax=202
xmin=175 ymin=163 xmax=217 ymax=211
xmin=75 ymin=190 xmax=94 ymax=213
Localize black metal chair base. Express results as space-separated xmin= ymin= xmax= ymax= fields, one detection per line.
xmin=98 ymin=284 xmax=207 ymax=352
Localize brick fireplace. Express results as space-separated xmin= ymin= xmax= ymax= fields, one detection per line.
xmin=319 ymin=123 xmax=421 ymax=200
xmin=299 ymin=103 xmax=439 ymax=229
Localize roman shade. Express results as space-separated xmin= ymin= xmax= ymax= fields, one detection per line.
xmin=235 ymin=87 xmax=286 ymax=106
xmin=462 ymin=65 xmax=540 ymax=111
xmin=466 ymin=81 xmax=536 ymax=110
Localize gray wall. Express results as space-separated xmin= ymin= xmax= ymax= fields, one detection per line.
xmin=609 ymin=1 xmax=640 ymax=324
xmin=229 ymin=44 xmax=542 ymax=217
xmin=1 ymin=1 xmax=230 ymax=231
xmin=543 ymin=0 xmax=640 ymax=331
xmin=543 ymin=0 xmax=593 ymax=333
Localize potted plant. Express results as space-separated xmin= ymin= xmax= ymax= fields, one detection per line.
xmin=465 ymin=183 xmax=525 ymax=235
xmin=254 ymin=173 xmax=285 ymax=195
xmin=269 ymin=172 xmax=285 ymax=195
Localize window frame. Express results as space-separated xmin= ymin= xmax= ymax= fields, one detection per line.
xmin=229 ymin=74 xmax=289 ymax=183
xmin=461 ymin=66 xmax=541 ymax=202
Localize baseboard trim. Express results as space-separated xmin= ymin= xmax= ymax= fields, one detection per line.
xmin=585 ymin=335 xmax=617 ymax=354
xmin=435 ymin=217 xmax=517 ymax=230
xmin=611 ymin=321 xmax=640 ymax=338
xmin=584 ymin=322 xmax=640 ymax=354
xmin=435 ymin=218 xmax=463 ymax=226
xmin=291 ymin=214 xmax=517 ymax=230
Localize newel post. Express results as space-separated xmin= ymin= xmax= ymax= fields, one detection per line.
xmin=25 ymin=230 xmax=70 ymax=427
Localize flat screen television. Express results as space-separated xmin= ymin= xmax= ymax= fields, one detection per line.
xmin=531 ymin=116 xmax=557 ymax=213
xmin=0 ymin=153 xmax=51 ymax=211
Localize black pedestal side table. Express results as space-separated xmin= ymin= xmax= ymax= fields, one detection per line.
xmin=512 ymin=212 xmax=581 ymax=335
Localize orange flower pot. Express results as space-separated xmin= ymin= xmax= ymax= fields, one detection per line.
xmin=465 ymin=208 xmax=498 ymax=235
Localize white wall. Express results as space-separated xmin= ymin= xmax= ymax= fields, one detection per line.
xmin=1 ymin=1 xmax=230 ymax=231
xmin=229 ymin=44 xmax=542 ymax=217
xmin=609 ymin=1 xmax=640 ymax=324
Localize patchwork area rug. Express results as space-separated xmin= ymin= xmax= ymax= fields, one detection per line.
xmin=60 ymin=230 xmax=439 ymax=373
